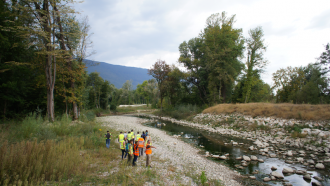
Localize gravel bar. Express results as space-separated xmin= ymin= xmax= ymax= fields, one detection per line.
xmin=98 ymin=115 xmax=242 ymax=186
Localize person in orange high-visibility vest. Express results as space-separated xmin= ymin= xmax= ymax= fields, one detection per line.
xmin=132 ymin=141 xmax=139 ymax=166
xmin=145 ymin=140 xmax=156 ymax=168
xmin=138 ymin=137 xmax=145 ymax=157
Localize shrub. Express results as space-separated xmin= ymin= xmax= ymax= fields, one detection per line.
xmin=110 ymin=104 xmax=117 ymax=111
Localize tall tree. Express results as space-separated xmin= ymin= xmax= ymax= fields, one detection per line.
xmin=242 ymin=27 xmax=268 ymax=103
xmin=148 ymin=60 xmax=171 ymax=111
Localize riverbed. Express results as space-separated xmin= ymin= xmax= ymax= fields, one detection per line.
xmin=140 ymin=116 xmax=330 ymax=186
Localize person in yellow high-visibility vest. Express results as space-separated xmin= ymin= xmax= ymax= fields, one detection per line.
xmin=118 ymin=131 xmax=124 ymax=143
xmin=127 ymin=139 xmax=133 ymax=164
xmin=127 ymin=131 xmax=132 ymax=141
xmin=120 ymin=139 xmax=126 ymax=160
xmin=131 ymin=129 xmax=135 ymax=143
xmin=136 ymin=132 xmax=141 ymax=140
xmin=145 ymin=140 xmax=156 ymax=168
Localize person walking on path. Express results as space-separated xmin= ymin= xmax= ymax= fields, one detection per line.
xmin=104 ymin=131 xmax=111 ymax=148
xmin=145 ymin=140 xmax=156 ymax=168
xmin=118 ymin=132 xmax=124 ymax=143
xmin=124 ymin=131 xmax=127 ymax=140
xmin=145 ymin=130 xmax=148 ymax=137
xmin=120 ymin=139 xmax=126 ymax=160
xmin=138 ymin=136 xmax=145 ymax=156
xmin=131 ymin=129 xmax=135 ymax=144
xmin=124 ymin=139 xmax=129 ymax=159
xmin=136 ymin=132 xmax=141 ymax=141
xmin=127 ymin=140 xmax=133 ymax=165
xmin=132 ymin=141 xmax=139 ymax=166
xmin=141 ymin=131 xmax=146 ymax=140
xmin=127 ymin=131 xmax=132 ymax=141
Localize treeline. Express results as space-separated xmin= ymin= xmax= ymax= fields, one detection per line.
xmin=146 ymin=12 xmax=330 ymax=110
xmin=0 ymin=0 xmax=102 ymax=120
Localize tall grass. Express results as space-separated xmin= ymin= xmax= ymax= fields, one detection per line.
xmin=0 ymin=112 xmax=106 ymax=185
xmin=203 ymin=103 xmax=330 ymax=120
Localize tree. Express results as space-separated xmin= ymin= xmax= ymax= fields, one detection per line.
xmin=242 ymin=27 xmax=268 ymax=103
xmin=148 ymin=60 xmax=171 ymax=111
xmin=122 ymin=80 xmax=133 ymax=105
xmin=203 ymin=12 xmax=245 ymax=103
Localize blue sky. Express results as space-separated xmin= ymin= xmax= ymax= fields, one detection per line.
xmin=75 ymin=0 xmax=330 ymax=85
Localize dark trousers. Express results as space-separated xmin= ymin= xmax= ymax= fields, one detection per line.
xmin=124 ymin=150 xmax=128 ymax=158
xmin=132 ymin=155 xmax=138 ymax=166
xmin=121 ymin=149 xmax=125 ymax=159
xmin=106 ymin=139 xmax=110 ymax=148
xmin=127 ymin=154 xmax=132 ymax=164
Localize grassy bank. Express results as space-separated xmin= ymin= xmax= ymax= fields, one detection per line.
xmin=203 ymin=103 xmax=330 ymax=120
xmin=154 ymin=104 xmax=203 ymax=120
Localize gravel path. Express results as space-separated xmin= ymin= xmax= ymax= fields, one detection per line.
xmin=98 ymin=115 xmax=242 ymax=186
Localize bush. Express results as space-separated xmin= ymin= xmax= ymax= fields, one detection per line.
xmin=110 ymin=104 xmax=117 ymax=111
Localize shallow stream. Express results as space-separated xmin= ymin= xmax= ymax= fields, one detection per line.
xmin=139 ymin=116 xmax=330 ymax=186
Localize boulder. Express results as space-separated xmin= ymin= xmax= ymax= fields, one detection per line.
xmin=251 ymin=155 xmax=258 ymax=161
xmin=282 ymin=167 xmax=294 ymax=174
xmin=271 ymin=166 xmax=277 ymax=170
xmin=219 ymin=155 xmax=227 ymax=160
xmin=296 ymin=157 xmax=304 ymax=162
xmin=263 ymin=177 xmax=271 ymax=182
xmin=243 ymin=155 xmax=251 ymax=161
xmin=258 ymin=159 xmax=264 ymax=163
xmin=303 ymin=174 xmax=311 ymax=180
xmin=249 ymin=176 xmax=256 ymax=179
xmin=271 ymin=171 xmax=284 ymax=179
xmin=287 ymin=150 xmax=293 ymax=157
xmin=269 ymin=154 xmax=276 ymax=158
xmin=249 ymin=146 xmax=254 ymax=151
xmin=315 ymin=163 xmax=325 ymax=169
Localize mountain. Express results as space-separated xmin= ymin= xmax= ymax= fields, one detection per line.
xmin=85 ymin=60 xmax=152 ymax=89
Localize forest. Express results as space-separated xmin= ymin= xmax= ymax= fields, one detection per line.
xmin=1 ymin=0 xmax=330 ymax=121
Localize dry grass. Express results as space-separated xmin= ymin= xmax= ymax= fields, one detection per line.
xmin=203 ymin=103 xmax=330 ymax=120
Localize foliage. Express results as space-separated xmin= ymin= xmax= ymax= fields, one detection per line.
xmin=200 ymin=171 xmax=207 ymax=185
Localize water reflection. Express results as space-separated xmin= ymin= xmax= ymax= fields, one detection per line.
xmin=141 ymin=117 xmax=330 ymax=186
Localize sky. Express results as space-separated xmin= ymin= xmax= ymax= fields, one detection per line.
xmin=75 ymin=0 xmax=330 ymax=86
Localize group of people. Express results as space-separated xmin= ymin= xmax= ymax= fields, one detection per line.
xmin=116 ymin=129 xmax=156 ymax=167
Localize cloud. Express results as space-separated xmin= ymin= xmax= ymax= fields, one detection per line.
xmin=75 ymin=0 xmax=330 ymax=86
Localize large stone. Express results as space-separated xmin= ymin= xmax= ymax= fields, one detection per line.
xmin=251 ymin=155 xmax=258 ymax=161
xmin=271 ymin=166 xmax=277 ymax=170
xmin=313 ymin=176 xmax=324 ymax=181
xmin=282 ymin=167 xmax=294 ymax=174
xmin=219 ymin=155 xmax=227 ymax=160
xmin=303 ymin=174 xmax=311 ymax=180
xmin=287 ymin=150 xmax=293 ymax=157
xmin=263 ymin=177 xmax=271 ymax=182
xmin=315 ymin=163 xmax=325 ymax=169
xmin=307 ymin=159 xmax=315 ymax=165
xmin=271 ymin=171 xmax=284 ymax=179
xmin=243 ymin=155 xmax=251 ymax=161
xmin=258 ymin=159 xmax=264 ymax=163
xmin=212 ymin=155 xmax=219 ymax=158
xmin=249 ymin=146 xmax=254 ymax=151
xmin=312 ymin=181 xmax=322 ymax=186
xmin=269 ymin=154 xmax=277 ymax=158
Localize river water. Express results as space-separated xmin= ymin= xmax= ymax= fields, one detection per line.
xmin=140 ymin=116 xmax=330 ymax=186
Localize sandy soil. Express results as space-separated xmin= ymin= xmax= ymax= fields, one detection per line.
xmin=98 ymin=115 xmax=242 ymax=186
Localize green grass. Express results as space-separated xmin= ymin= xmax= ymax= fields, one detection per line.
xmin=154 ymin=104 xmax=203 ymax=120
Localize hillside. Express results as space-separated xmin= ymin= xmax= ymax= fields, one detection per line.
xmin=85 ymin=60 xmax=152 ymax=89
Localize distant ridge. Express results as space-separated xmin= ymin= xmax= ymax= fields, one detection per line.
xmin=84 ymin=60 xmax=152 ymax=89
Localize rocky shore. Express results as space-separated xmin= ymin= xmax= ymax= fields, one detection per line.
xmin=137 ymin=113 xmax=330 ymax=185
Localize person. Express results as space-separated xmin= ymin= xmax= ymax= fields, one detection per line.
xmin=132 ymin=141 xmax=139 ymax=166
xmin=127 ymin=140 xmax=133 ymax=165
xmin=124 ymin=139 xmax=129 ymax=159
xmin=138 ymin=136 xmax=145 ymax=156
xmin=124 ymin=131 xmax=127 ymax=139
xmin=118 ymin=132 xmax=124 ymax=143
xmin=141 ymin=131 xmax=146 ymax=140
xmin=127 ymin=131 xmax=132 ymax=141
xmin=136 ymin=132 xmax=141 ymax=141
xmin=131 ymin=129 xmax=135 ymax=143
xmin=145 ymin=130 xmax=148 ymax=137
xmin=104 ymin=131 xmax=111 ymax=148
xmin=120 ymin=138 xmax=126 ymax=160
xmin=145 ymin=140 xmax=156 ymax=168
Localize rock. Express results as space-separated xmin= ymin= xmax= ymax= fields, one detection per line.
xmin=249 ymin=146 xmax=254 ymax=151
xmin=242 ymin=162 xmax=248 ymax=167
xmin=303 ymin=174 xmax=311 ymax=180
xmin=271 ymin=176 xmax=276 ymax=180
xmin=285 ymin=160 xmax=293 ymax=164
xmin=243 ymin=155 xmax=251 ymax=161
xmin=269 ymin=154 xmax=276 ymax=158
xmin=205 ymin=151 xmax=209 ymax=156
xmin=258 ymin=159 xmax=264 ymax=163
xmin=312 ymin=182 xmax=322 ymax=186
xmin=324 ymin=159 xmax=330 ymax=163
xmin=307 ymin=159 xmax=315 ymax=165
xmin=315 ymin=163 xmax=325 ymax=169
xmin=282 ymin=167 xmax=294 ymax=174
xmin=212 ymin=155 xmax=219 ymax=158
xmin=263 ymin=177 xmax=271 ymax=182
xmin=296 ymin=157 xmax=304 ymax=162
xmin=271 ymin=171 xmax=284 ymax=179
xmin=296 ymin=170 xmax=306 ymax=174
xmin=271 ymin=166 xmax=277 ymax=170
xmin=251 ymin=155 xmax=258 ymax=161
xmin=232 ymin=141 xmax=238 ymax=146
xmin=284 ymin=183 xmax=293 ymax=186
xmin=219 ymin=155 xmax=227 ymax=160
xmin=236 ymin=156 xmax=242 ymax=160
xmin=287 ymin=150 xmax=293 ymax=156
xmin=249 ymin=176 xmax=256 ymax=179
xmin=313 ymin=176 xmax=324 ymax=181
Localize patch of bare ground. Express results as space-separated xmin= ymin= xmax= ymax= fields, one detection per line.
xmin=203 ymin=103 xmax=330 ymax=120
